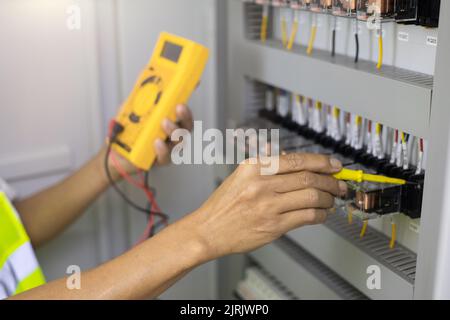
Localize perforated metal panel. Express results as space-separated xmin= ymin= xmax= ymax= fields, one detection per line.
xmin=325 ymin=213 xmax=417 ymax=283
xmin=274 ymin=236 xmax=368 ymax=300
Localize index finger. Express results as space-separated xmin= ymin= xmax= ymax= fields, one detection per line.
xmin=176 ymin=104 xmax=193 ymax=131
xmin=276 ymin=153 xmax=343 ymax=175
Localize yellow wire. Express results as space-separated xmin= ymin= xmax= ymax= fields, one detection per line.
xmin=306 ymin=24 xmax=317 ymax=56
xmin=389 ymin=222 xmax=397 ymax=249
xmin=376 ymin=28 xmax=383 ymax=70
xmin=287 ymin=20 xmax=299 ymax=50
xmin=375 ymin=123 xmax=382 ymax=135
xmin=401 ymin=131 xmax=406 ymax=144
xmin=261 ymin=15 xmax=268 ymax=43
xmin=332 ymin=106 xmax=340 ymax=119
xmin=348 ymin=211 xmax=353 ymax=224
xmin=360 ymin=220 xmax=369 ymax=238
xmin=281 ymin=16 xmax=288 ymax=48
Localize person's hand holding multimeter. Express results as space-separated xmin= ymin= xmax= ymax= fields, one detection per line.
xmin=110 ymin=104 xmax=194 ymax=177
xmin=109 ymin=32 xmax=209 ymax=172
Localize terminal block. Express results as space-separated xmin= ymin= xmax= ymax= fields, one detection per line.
xmin=295 ymin=1 xmax=313 ymax=10
xmin=310 ymin=0 xmax=333 ymax=12
xmin=255 ymin=81 xmax=426 ymax=219
xmin=332 ymin=0 xmax=357 ymax=16
xmin=272 ymin=0 xmax=290 ymax=7
xmin=356 ymin=0 xmax=396 ymax=21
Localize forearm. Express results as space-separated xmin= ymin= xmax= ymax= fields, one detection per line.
xmin=10 ymin=215 xmax=208 ymax=300
xmin=15 ymin=147 xmax=112 ymax=248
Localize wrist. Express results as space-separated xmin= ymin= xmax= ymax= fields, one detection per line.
xmin=163 ymin=211 xmax=215 ymax=267
xmin=96 ymin=146 xmax=121 ymax=185
xmin=183 ymin=208 xmax=223 ymax=264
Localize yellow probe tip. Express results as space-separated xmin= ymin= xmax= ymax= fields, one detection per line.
xmin=333 ymin=168 xmax=406 ymax=185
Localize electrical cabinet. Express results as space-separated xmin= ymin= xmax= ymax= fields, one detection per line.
xmin=219 ymin=0 xmax=450 ymax=300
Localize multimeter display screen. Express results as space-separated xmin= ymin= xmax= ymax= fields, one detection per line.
xmin=161 ymin=41 xmax=183 ymax=63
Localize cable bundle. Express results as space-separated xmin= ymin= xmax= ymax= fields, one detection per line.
xmin=105 ymin=120 xmax=168 ymax=246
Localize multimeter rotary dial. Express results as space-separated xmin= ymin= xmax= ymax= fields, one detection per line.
xmin=128 ymin=72 xmax=164 ymax=124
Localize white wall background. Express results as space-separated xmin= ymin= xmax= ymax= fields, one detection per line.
xmin=0 ymin=0 xmax=106 ymax=279
xmin=0 ymin=0 xmax=219 ymax=299
xmin=113 ymin=0 xmax=219 ymax=299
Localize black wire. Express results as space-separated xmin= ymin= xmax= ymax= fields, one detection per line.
xmin=104 ymin=142 xmax=166 ymax=219
xmin=142 ymin=168 xmax=169 ymax=238
xmin=354 ymin=20 xmax=360 ymax=63
xmin=331 ymin=29 xmax=336 ymax=57
xmin=143 ymin=169 xmax=168 ymax=221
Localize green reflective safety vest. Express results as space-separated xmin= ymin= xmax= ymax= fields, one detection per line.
xmin=0 ymin=192 xmax=46 ymax=299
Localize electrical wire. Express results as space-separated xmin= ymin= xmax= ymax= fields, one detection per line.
xmin=375 ymin=123 xmax=383 ymax=159
xmin=105 ymin=122 xmax=168 ymax=244
xmin=390 ymin=129 xmax=398 ymax=164
xmin=326 ymin=105 xmax=332 ymax=137
xmin=352 ymin=115 xmax=362 ymax=149
xmin=389 ymin=219 xmax=397 ymax=249
xmin=314 ymin=101 xmax=323 ymax=133
xmin=396 ymin=132 xmax=404 ymax=167
xmin=105 ymin=145 xmax=157 ymax=218
xmin=281 ymin=9 xmax=288 ymax=47
xmin=332 ymin=106 xmax=341 ymax=141
xmin=136 ymin=208 xmax=155 ymax=246
xmin=347 ymin=210 xmax=353 ymax=224
xmin=416 ymin=138 xmax=424 ymax=175
xmin=401 ymin=132 xmax=410 ymax=170
xmin=331 ymin=17 xmax=337 ymax=57
xmin=294 ymin=94 xmax=307 ymax=125
xmin=108 ymin=149 xmax=166 ymax=221
xmin=260 ymin=4 xmax=269 ymax=43
xmin=110 ymin=151 xmax=144 ymax=190
xmin=376 ymin=24 xmax=383 ymax=70
xmin=287 ymin=10 xmax=299 ymax=50
xmin=306 ymin=15 xmax=317 ymax=56
xmin=367 ymin=120 xmax=373 ymax=155
xmin=360 ymin=220 xmax=369 ymax=238
xmin=354 ymin=19 xmax=359 ymax=63
xmin=345 ymin=112 xmax=352 ymax=145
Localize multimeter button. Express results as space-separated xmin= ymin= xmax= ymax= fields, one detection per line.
xmin=129 ymin=113 xmax=140 ymax=123
xmin=154 ymin=91 xmax=163 ymax=105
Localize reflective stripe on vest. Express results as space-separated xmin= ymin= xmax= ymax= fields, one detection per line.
xmin=0 ymin=192 xmax=45 ymax=298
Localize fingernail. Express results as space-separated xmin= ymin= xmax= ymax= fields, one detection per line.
xmin=330 ymin=158 xmax=342 ymax=170
xmin=338 ymin=181 xmax=348 ymax=195
xmin=176 ymin=104 xmax=186 ymax=115
xmin=155 ymin=139 xmax=165 ymax=151
xmin=163 ymin=118 xmax=171 ymax=130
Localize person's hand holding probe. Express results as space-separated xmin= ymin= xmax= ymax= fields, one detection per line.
xmin=12 ymin=153 xmax=347 ymax=299
xmin=170 ymin=153 xmax=347 ymax=262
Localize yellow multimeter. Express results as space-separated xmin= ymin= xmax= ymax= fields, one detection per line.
xmin=112 ymin=32 xmax=209 ymax=170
